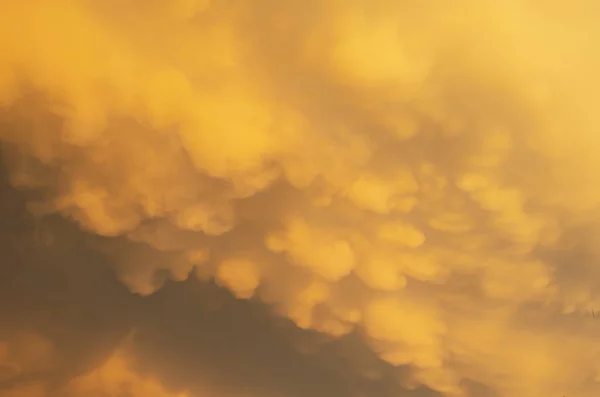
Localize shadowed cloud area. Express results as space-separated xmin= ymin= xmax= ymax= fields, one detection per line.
xmin=0 ymin=161 xmax=430 ymax=397
xmin=1 ymin=0 xmax=600 ymax=396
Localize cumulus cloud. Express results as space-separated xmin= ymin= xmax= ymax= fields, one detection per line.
xmin=1 ymin=0 xmax=600 ymax=396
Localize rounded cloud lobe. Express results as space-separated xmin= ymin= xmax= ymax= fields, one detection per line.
xmin=1 ymin=0 xmax=600 ymax=396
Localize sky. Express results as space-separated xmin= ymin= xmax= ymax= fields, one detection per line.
xmin=0 ymin=0 xmax=600 ymax=396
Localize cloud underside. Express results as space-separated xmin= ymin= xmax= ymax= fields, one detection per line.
xmin=1 ymin=1 xmax=600 ymax=396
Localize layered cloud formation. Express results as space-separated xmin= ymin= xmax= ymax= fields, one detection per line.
xmin=1 ymin=0 xmax=600 ymax=396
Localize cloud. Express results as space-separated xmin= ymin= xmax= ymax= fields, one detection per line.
xmin=0 ymin=174 xmax=408 ymax=397
xmin=1 ymin=0 xmax=600 ymax=396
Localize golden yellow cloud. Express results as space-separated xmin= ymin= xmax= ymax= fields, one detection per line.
xmin=1 ymin=0 xmax=600 ymax=396
xmin=65 ymin=348 xmax=190 ymax=397
xmin=0 ymin=332 xmax=190 ymax=397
